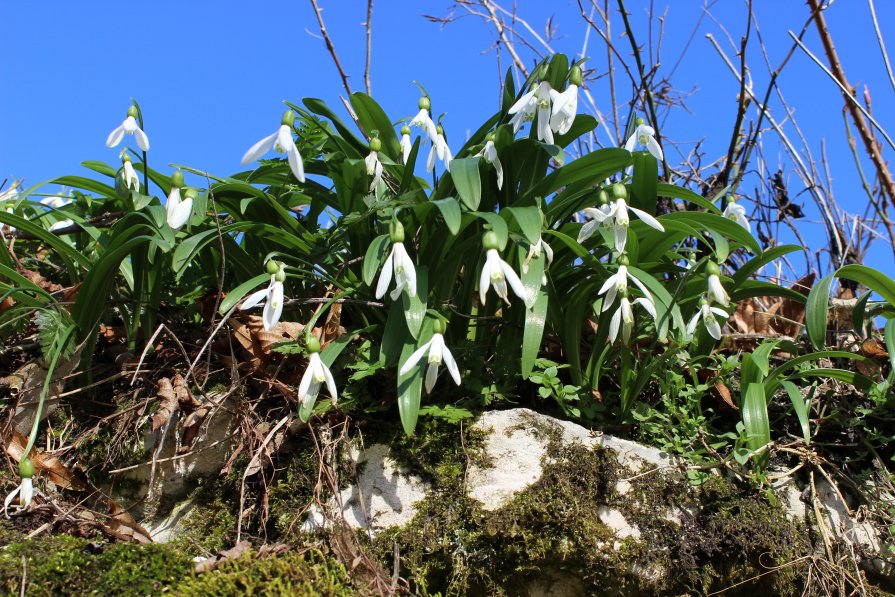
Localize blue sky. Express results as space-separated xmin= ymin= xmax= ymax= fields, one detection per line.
xmin=2 ymin=1 xmax=894 ymax=276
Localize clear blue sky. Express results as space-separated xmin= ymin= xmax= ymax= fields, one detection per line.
xmin=2 ymin=1 xmax=893 ymax=276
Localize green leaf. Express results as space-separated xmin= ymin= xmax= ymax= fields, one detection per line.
xmin=806 ymin=274 xmax=834 ymax=350
xmin=780 ymin=380 xmax=811 ymax=445
xmin=520 ymin=250 xmax=548 ymax=378
xmin=742 ymin=382 xmax=771 ymax=468
xmin=431 ymin=198 xmax=461 ymax=235
xmin=219 ymin=274 xmax=269 ymax=314
xmin=402 ymin=267 xmax=428 ymax=339
xmin=451 ymin=157 xmax=482 ymax=211
xmin=380 ymin=301 xmax=409 ymax=367
xmin=656 ymin=183 xmax=721 ymax=213
xmin=886 ymin=319 xmax=895 ymax=370
xmin=852 ymin=291 xmax=872 ymax=337
xmin=506 ymin=206 xmax=543 ymax=245
xmin=474 ymin=212 xmax=508 ymax=250
xmin=527 ymin=148 xmax=631 ymax=203
xmin=630 ymin=152 xmax=658 ymax=215
xmin=732 ymin=245 xmax=802 ymax=285
xmin=661 ymin=211 xmax=761 ymax=254
xmin=349 ymin=92 xmax=401 ymax=160
xmin=836 ymin=264 xmax=895 ymax=306
xmin=363 ymin=234 xmax=391 ymax=287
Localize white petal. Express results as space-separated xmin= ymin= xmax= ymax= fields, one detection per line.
xmin=508 ymin=88 xmax=536 ymax=115
xmin=609 ymin=307 xmax=622 ymax=344
xmin=401 ymin=135 xmax=412 ymax=164
xmin=394 ymin=243 xmax=417 ymax=297
xmin=134 ymin=127 xmax=150 ymax=152
xmin=706 ymin=316 xmax=722 ymax=340
xmin=4 ymin=484 xmax=20 ymax=515
xmin=583 ymin=206 xmax=611 ymax=223
xmin=627 ymin=271 xmax=652 ymax=301
xmin=629 ymin=206 xmax=665 ymax=232
xmin=19 ymin=478 xmax=32 ymax=509
xmin=442 ymin=345 xmax=461 ymax=385
xmin=321 ymin=360 xmax=338 ymax=402
xmin=500 ymin=257 xmax=530 ymax=306
xmin=263 ymin=281 xmax=284 ymax=331
xmin=624 ymin=133 xmax=637 ymax=152
xmin=106 ymin=124 xmax=126 ymax=148
xmin=708 ymin=275 xmax=729 ymax=306
xmin=635 ymin=297 xmax=657 ymax=320
xmin=287 ymin=146 xmax=305 ymax=182
xmin=613 ymin=224 xmax=627 ymax=253
xmin=297 ymin=364 xmax=315 ymax=404
xmin=686 ymin=311 xmax=701 ymax=335
xmin=241 ymin=131 xmax=278 ymax=165
xmin=479 ymin=253 xmax=494 ymax=306
xmin=399 ymin=339 xmax=434 ymax=376
xmin=168 ymin=197 xmax=193 ymax=230
xmin=49 ymin=219 xmax=74 ymax=232
xmin=427 ymin=143 xmax=436 ymax=173
xmin=240 ymin=287 xmax=269 ymax=311
xmin=375 ymin=247 xmax=395 ymax=300
xmin=493 ymin=156 xmax=504 ymax=190
xmin=577 ymin=220 xmax=598 ymax=243
xmin=646 ymin=136 xmax=663 ymax=160
xmin=710 ymin=307 xmax=730 ymax=319
xmin=425 ymin=363 xmax=439 ymax=394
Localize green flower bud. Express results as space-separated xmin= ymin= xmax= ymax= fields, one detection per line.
xmin=281 ymin=110 xmax=296 ymax=127
xmin=306 ymin=335 xmax=321 ymax=353
xmin=274 ymin=269 xmax=286 ymax=283
xmin=597 ymin=189 xmax=610 ymax=205
xmin=726 ymin=196 xmax=736 ymax=204
xmin=183 ymin=188 xmax=198 ymax=200
xmin=635 ymin=117 xmax=645 ymax=126
xmin=121 ymin=153 xmax=132 ymax=163
xmin=537 ymin=63 xmax=548 ymax=80
xmin=482 ymin=230 xmax=500 ymax=251
xmin=433 ymin=319 xmax=446 ymax=334
xmin=418 ymin=97 xmax=431 ymax=110
xmin=617 ymin=254 xmax=630 ymax=267
xmin=19 ymin=457 xmax=34 ymax=479
xmin=390 ymin=220 xmax=405 ymax=243
xmin=611 ymin=183 xmax=628 ymax=200
xmin=706 ymin=261 xmax=721 ymax=277
xmin=266 ymin=260 xmax=280 ymax=275
xmin=401 ymin=125 xmax=411 ymax=135
xmin=369 ymin=137 xmax=382 ymax=152
xmin=171 ymin=171 xmax=184 ymax=188
xmin=127 ymin=105 xmax=138 ymax=118
xmin=435 ymin=124 xmax=444 ymax=136
xmin=485 ymin=132 xmax=495 ymax=142
xmin=570 ymin=64 xmax=583 ymax=87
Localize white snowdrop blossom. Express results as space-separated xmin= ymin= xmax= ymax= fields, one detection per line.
xmin=427 ymin=125 xmax=452 ymax=173
xmin=723 ymin=199 xmax=751 ymax=233
xmin=509 ymin=81 xmax=555 ymax=143
xmin=241 ymin=111 xmax=305 ymax=183
xmin=400 ymin=125 xmax=413 ymax=164
xmin=4 ymin=458 xmax=34 ymax=517
xmin=522 ymin=237 xmax=554 ymax=282
xmin=601 ymin=194 xmax=665 ymax=253
xmin=41 ymin=190 xmax=73 ymax=232
xmin=365 ymin=137 xmax=383 ymax=191
xmin=577 ymin=204 xmax=613 ymax=244
xmin=165 ymin=172 xmax=192 ymax=231
xmin=624 ymin=120 xmax=663 ymax=160
xmin=399 ymin=331 xmax=461 ymax=394
xmin=707 ymin=269 xmax=730 ymax=307
xmin=478 ymin=137 xmax=504 ymax=189
xmin=121 ymin=156 xmax=140 ymax=191
xmin=687 ymin=299 xmax=730 ymax=340
xmin=240 ymin=262 xmax=286 ymax=331
xmin=106 ymin=107 xmax=150 ymax=152
xmin=410 ymin=97 xmax=437 ymax=141
xmin=549 ymin=83 xmax=578 ymax=135
xmin=598 ymin=262 xmax=652 ymax=313
xmin=376 ymin=229 xmax=417 ymax=301
xmin=608 ymin=294 xmax=657 ymax=345
xmin=298 ymin=351 xmax=338 ymax=410
xmin=479 ymin=232 xmax=530 ymax=307
xmin=508 ymin=85 xmax=538 ymax=133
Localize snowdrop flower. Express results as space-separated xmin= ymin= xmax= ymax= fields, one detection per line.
xmin=522 ymin=236 xmax=553 ymax=279
xmin=106 ymin=105 xmax=149 ymax=152
xmin=577 ymin=190 xmax=613 ymax=244
xmin=400 ymin=125 xmax=413 ymax=164
xmin=240 ymin=260 xmax=286 ymax=331
xmin=375 ymin=221 xmax=417 ymax=301
xmin=598 ymin=256 xmax=652 ymax=313
xmin=549 ymin=65 xmax=582 ymax=135
xmin=478 ymin=134 xmax=504 ymax=190
xmin=427 ymin=125 xmax=452 ymax=173
xmin=706 ymin=261 xmax=730 ymax=307
xmin=241 ymin=110 xmax=305 ymax=183
xmin=41 ymin=189 xmax=74 ymax=232
xmin=121 ymin=153 xmax=140 ymax=192
xmin=624 ymin=118 xmax=663 ymax=160
xmin=399 ymin=320 xmax=461 ymax=394
xmin=4 ymin=458 xmax=34 ymax=516
xmin=608 ymin=292 xmax=657 ymax=345
xmin=510 ymin=81 xmax=554 ymax=144
xmin=687 ymin=297 xmax=729 ymax=340
xmin=588 ymin=184 xmax=665 ymax=253
xmin=410 ymin=96 xmax=437 ymax=141
xmin=165 ymin=171 xmax=193 ymax=231
xmin=479 ymin=231 xmax=530 ymax=307
xmin=723 ymin=197 xmax=751 ymax=233
xmin=365 ymin=136 xmax=383 ymax=191
xmin=298 ymin=336 xmax=337 ymax=410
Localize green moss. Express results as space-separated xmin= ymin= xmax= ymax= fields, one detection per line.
xmin=368 ymin=411 xmax=812 ymax=596
xmin=0 ymin=536 xmax=192 ymax=596
xmin=175 ymin=549 xmax=357 ymax=596
xmin=0 ymin=535 xmax=356 ymax=596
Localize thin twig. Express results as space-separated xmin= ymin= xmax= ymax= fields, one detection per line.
xmin=867 ymin=0 xmax=895 ymax=94
xmin=309 ymin=0 xmax=353 ymax=96
xmin=364 ymin=0 xmax=374 ymax=95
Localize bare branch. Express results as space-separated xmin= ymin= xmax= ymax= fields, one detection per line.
xmin=309 ymin=0 xmax=353 ymax=96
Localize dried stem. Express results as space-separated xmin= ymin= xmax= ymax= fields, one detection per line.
xmin=309 ymin=0 xmax=353 ymax=96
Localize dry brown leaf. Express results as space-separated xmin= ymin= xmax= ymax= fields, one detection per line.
xmin=713 ymin=381 xmax=738 ymax=411
xmin=151 ymin=377 xmax=178 ymax=433
xmin=20 ymin=268 xmax=64 ymax=293
xmin=4 ymin=429 xmax=87 ymax=491
xmin=105 ymin=501 xmax=152 ymax=544
xmin=860 ymin=338 xmax=889 ymax=362
xmin=173 ymin=373 xmax=200 ymax=412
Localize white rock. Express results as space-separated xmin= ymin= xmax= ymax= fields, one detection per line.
xmin=597 ymin=505 xmax=641 ymax=540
